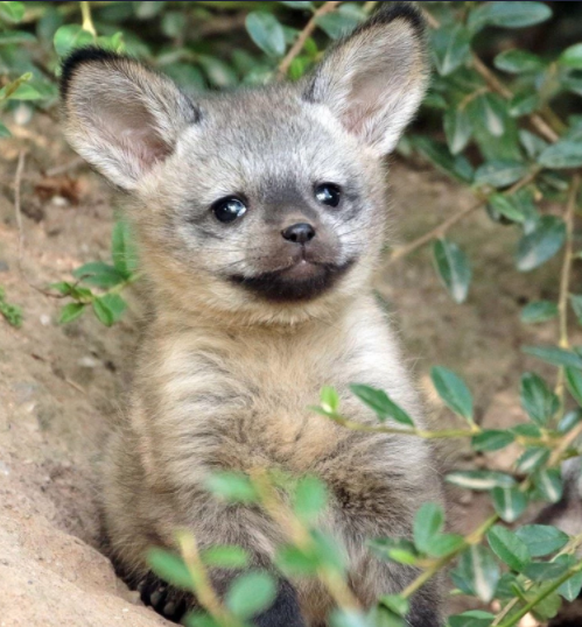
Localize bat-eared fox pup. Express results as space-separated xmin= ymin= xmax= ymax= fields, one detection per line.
xmin=61 ymin=2 xmax=443 ymax=626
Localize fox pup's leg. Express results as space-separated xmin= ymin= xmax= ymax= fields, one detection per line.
xmin=135 ymin=571 xmax=304 ymax=626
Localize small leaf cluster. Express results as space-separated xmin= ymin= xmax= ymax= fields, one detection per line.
xmin=50 ymin=219 xmax=138 ymax=326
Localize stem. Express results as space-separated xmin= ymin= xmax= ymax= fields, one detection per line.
xmin=401 ymin=514 xmax=499 ymax=600
xmin=492 ymin=532 xmax=582 ymax=626
xmin=80 ymin=1 xmax=96 ymax=36
xmin=326 ymin=412 xmax=480 ymax=439
xmin=178 ymin=532 xmax=242 ymax=627
xmin=496 ymin=558 xmax=582 ymax=627
xmin=277 ymin=1 xmax=341 ymax=78
xmin=252 ymin=471 xmax=362 ymax=612
xmin=558 ymin=175 xmax=581 ymax=348
xmin=388 ymin=168 xmax=540 ymax=265
xmin=555 ymin=174 xmax=581 ymax=403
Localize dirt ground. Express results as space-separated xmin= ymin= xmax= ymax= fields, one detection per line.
xmin=0 ymin=114 xmax=576 ymax=625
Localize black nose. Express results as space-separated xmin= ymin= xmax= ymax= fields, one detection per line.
xmin=281 ymin=223 xmax=316 ymax=244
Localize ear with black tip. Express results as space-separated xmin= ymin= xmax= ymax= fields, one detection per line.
xmin=60 ymin=47 xmax=199 ymax=190
xmin=303 ymin=2 xmax=429 ymax=156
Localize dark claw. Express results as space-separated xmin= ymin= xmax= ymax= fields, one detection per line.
xmin=136 ymin=572 xmax=190 ymax=624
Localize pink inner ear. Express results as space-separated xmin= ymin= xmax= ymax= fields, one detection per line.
xmin=91 ymin=93 xmax=172 ymax=174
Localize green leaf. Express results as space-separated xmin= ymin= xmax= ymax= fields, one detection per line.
xmin=59 ymin=302 xmax=86 ymax=324
xmin=111 ymin=219 xmax=138 ymax=276
xmin=487 ymin=525 xmax=531 ymax=572
xmin=448 ymin=611 xmax=496 ymax=627
xmin=570 ymin=295 xmax=582 ymax=325
xmin=456 ymin=545 xmax=500 ymax=603
xmin=0 ymin=30 xmax=36 ymax=45
xmin=559 ymin=43 xmax=582 ymax=69
xmin=472 ymin=430 xmax=515 ymax=452
xmin=558 ymin=409 xmax=582 ymax=434
xmin=53 ymin=24 xmax=94 ymax=57
xmin=566 ymin=367 xmax=582 ymax=406
xmin=539 ymin=140 xmax=582 ymax=169
xmin=481 ymin=93 xmax=507 ymax=138
xmin=431 ymin=366 xmax=473 ymax=420
xmin=279 ymin=1 xmax=313 ymax=9
xmin=245 ymin=11 xmax=286 ymax=57
xmin=468 ymin=2 xmax=552 ymax=32
xmin=412 ymin=137 xmax=474 ymax=183
xmin=475 ymin=161 xmax=529 ymax=189
xmin=494 ymin=49 xmax=544 ymax=74
xmin=509 ymin=92 xmax=541 ymax=118
xmin=524 ymin=561 xmax=569 ymax=582
xmin=517 ymin=447 xmax=550 ymax=473
xmin=379 ymin=595 xmax=409 ymax=618
xmin=521 ymin=301 xmax=558 ymax=324
xmin=293 ymin=475 xmax=327 ymax=523
xmin=413 ymin=503 xmax=444 ymax=554
xmin=275 ymin=545 xmax=318 ymax=576
xmin=226 ymin=571 xmax=276 ymax=619
xmin=516 ymin=216 xmax=566 ymax=272
xmin=0 ymin=1 xmax=25 ymax=22
xmin=433 ymin=239 xmax=471 ymax=304
xmin=93 ymin=297 xmax=114 ymax=327
xmin=73 ymin=262 xmax=126 ymax=288
xmin=330 ymin=609 xmax=371 ymax=627
xmin=515 ymin=525 xmax=569 ymax=558
xmin=488 ymin=193 xmax=526 ymax=224
xmin=4 ymin=82 xmax=42 ymax=101
xmin=520 ymin=373 xmax=559 ymax=425
xmin=534 ymin=468 xmax=563 ymax=503
xmin=523 ymin=345 xmax=582 ymax=370
xmin=349 ymin=384 xmax=414 ymax=426
xmin=320 ymin=386 xmax=339 ymax=414
xmin=431 ymin=23 xmax=471 ymax=76
xmin=558 ymin=564 xmax=582 ymax=601
xmin=200 ymin=546 xmax=249 ymax=569
xmin=511 ymin=423 xmax=542 ymax=438
xmin=0 ymin=121 xmax=10 ymax=138
xmin=99 ymin=294 xmax=126 ymax=323
xmin=491 ymin=486 xmax=528 ymax=523
xmin=369 ymin=538 xmax=418 ymax=566
xmin=446 ymin=470 xmax=515 ymax=491
xmin=147 ymin=547 xmax=193 ymax=590
xmin=427 ymin=533 xmax=465 ymax=558
xmin=205 ymin=472 xmax=258 ymax=503
xmin=197 ymin=55 xmax=238 ymax=88
xmin=316 ymin=11 xmax=361 ymax=39
xmin=444 ymin=107 xmax=473 ymax=155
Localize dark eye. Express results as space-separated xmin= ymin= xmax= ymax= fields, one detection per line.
xmin=314 ymin=183 xmax=342 ymax=208
xmin=212 ymin=196 xmax=247 ymax=223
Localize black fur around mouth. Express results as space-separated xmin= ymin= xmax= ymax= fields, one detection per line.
xmin=229 ymin=258 xmax=356 ymax=303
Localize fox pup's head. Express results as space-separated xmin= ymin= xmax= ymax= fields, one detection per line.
xmin=61 ymin=3 xmax=428 ymax=325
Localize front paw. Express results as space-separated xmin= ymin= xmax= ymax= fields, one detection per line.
xmin=137 ymin=571 xmax=190 ymax=623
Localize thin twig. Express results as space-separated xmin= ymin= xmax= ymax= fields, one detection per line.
xmin=277 ymin=1 xmax=341 ymax=78
xmin=80 ymin=1 xmax=96 ymax=36
xmin=178 ymin=532 xmax=242 ymax=627
xmin=387 ymin=168 xmax=540 ymax=265
xmin=252 ymin=470 xmax=362 ymax=612
xmin=45 ymin=156 xmax=85 ymax=178
xmin=558 ymin=174 xmax=581 ymax=350
xmin=555 ymin=174 xmax=581 ymax=404
xmin=13 ymin=151 xmax=26 ymax=270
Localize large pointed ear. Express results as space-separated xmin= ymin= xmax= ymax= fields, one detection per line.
xmin=303 ymin=2 xmax=428 ymax=156
xmin=60 ymin=48 xmax=199 ymax=190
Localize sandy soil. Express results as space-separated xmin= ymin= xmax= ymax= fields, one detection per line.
xmin=0 ymin=114 xmax=576 ymax=625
